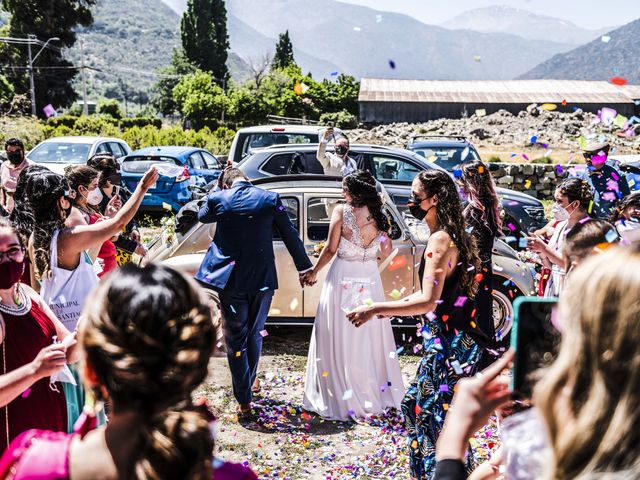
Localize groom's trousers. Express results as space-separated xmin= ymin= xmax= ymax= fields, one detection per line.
xmin=218 ymin=289 xmax=274 ymax=405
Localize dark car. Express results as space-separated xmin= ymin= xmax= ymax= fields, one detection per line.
xmin=406 ymin=135 xmax=483 ymax=171
xmin=121 ymin=146 xmax=222 ymax=212
xmin=237 ymin=144 xmax=547 ymax=242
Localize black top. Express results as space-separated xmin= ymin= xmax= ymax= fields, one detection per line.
xmin=419 ymin=252 xmax=487 ymax=344
xmin=464 ymin=206 xmax=496 ymax=268
xmin=434 ymin=459 xmax=467 ymax=480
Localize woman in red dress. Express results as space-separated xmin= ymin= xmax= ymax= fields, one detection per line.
xmin=0 ymin=219 xmax=79 ymax=451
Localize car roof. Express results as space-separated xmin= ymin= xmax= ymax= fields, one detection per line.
xmin=236 ymin=125 xmax=323 ymax=134
xmin=128 ymin=146 xmax=201 ymax=157
xmin=250 ymin=143 xmax=417 ymax=154
xmin=409 ymin=139 xmax=472 ymax=148
xmin=39 ymin=136 xmax=124 ymax=144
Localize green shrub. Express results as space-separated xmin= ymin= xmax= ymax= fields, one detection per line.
xmin=319 ymin=110 xmax=358 ymax=129
xmin=47 ymin=115 xmax=79 ymax=129
xmin=0 ymin=115 xmax=47 ymax=150
xmin=72 ymin=115 xmax=121 ymax=136
xmin=98 ymin=99 xmax=124 ymax=119
xmin=119 ymin=118 xmax=163 ymax=129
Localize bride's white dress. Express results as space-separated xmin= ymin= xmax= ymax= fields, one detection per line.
xmin=303 ymin=205 xmax=405 ymax=421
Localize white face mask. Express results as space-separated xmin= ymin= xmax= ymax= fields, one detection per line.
xmin=552 ymin=202 xmax=575 ymax=221
xmin=83 ymin=186 xmax=103 ymax=206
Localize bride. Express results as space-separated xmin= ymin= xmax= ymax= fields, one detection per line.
xmin=301 ymin=170 xmax=404 ymax=421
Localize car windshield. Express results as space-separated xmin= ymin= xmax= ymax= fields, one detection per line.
xmin=122 ymin=156 xmax=182 ymax=175
xmin=411 ymin=146 xmax=480 ymax=171
xmin=241 ymin=133 xmax=317 ymax=158
xmin=28 ymin=142 xmax=91 ymax=164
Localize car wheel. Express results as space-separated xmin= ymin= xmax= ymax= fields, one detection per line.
xmin=491 ymin=282 xmax=522 ymax=349
xmin=204 ymin=290 xmax=227 ymax=357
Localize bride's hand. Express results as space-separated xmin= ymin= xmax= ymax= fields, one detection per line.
xmin=347 ymin=305 xmax=376 ymax=327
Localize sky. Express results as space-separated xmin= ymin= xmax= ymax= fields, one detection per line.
xmin=340 ymin=0 xmax=640 ymax=30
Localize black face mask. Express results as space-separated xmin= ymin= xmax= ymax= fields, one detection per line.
xmin=335 ymin=145 xmax=349 ymax=156
xmin=408 ymin=195 xmax=434 ymax=221
xmin=6 ymin=151 xmax=23 ymax=165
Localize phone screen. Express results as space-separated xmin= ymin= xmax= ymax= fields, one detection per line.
xmin=511 ymin=298 xmax=561 ymax=398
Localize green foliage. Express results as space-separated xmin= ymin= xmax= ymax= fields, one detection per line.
xmin=152 ymin=48 xmax=196 ymax=116
xmin=181 ymin=0 xmax=229 ymax=81
xmin=319 ymin=110 xmax=358 ymax=129
xmin=0 ymin=115 xmax=47 ymax=150
xmin=1 ymin=0 xmax=95 ymax=112
xmin=0 ymin=74 xmax=14 ymax=105
xmin=72 ymin=115 xmax=120 ymax=136
xmin=119 ymin=118 xmax=162 ymax=129
xmin=120 ymin=124 xmax=234 ymax=155
xmin=273 ymin=30 xmax=295 ymax=70
xmin=97 ymin=99 xmax=123 ymax=119
xmin=173 ymin=70 xmax=227 ymax=128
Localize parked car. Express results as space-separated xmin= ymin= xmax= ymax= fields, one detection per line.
xmin=27 ymin=136 xmax=131 ymax=175
xmin=146 ymin=176 xmax=535 ymax=348
xmin=406 ymin=135 xmax=482 ymax=171
xmin=236 ymin=144 xmax=548 ymax=242
xmin=228 ymin=125 xmax=343 ymax=164
xmin=610 ymin=155 xmax=640 ymax=191
xmin=120 ymin=146 xmax=222 ymax=212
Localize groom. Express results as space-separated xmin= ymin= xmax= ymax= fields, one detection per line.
xmin=195 ymin=168 xmax=312 ymax=415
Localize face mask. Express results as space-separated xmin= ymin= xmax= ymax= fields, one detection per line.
xmin=335 ymin=145 xmax=348 ymax=156
xmin=82 ymin=186 xmax=103 ymax=206
xmin=408 ymin=195 xmax=434 ymax=221
xmin=6 ymin=151 xmax=23 ymax=165
xmin=0 ymin=260 xmax=24 ymax=289
xmin=551 ymin=204 xmax=569 ymax=221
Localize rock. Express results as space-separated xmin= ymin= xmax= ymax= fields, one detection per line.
xmin=522 ymin=164 xmax=535 ymax=175
xmin=469 ymin=128 xmax=490 ymax=140
xmin=497 ymin=175 xmax=514 ymax=185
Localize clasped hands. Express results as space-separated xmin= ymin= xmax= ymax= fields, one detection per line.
xmin=298 ymin=270 xmax=317 ymax=287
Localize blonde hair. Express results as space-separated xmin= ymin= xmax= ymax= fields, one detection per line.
xmin=533 ymin=244 xmax=640 ymax=479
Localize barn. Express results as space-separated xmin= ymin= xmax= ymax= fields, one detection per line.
xmin=358 ymin=79 xmax=640 ymax=124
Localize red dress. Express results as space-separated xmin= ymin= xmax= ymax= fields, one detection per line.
xmin=0 ymin=301 xmax=67 ymax=452
xmin=89 ymin=214 xmax=117 ymax=278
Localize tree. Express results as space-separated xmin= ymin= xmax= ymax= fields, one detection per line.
xmin=151 ymin=49 xmax=196 ymax=116
xmin=1 ymin=0 xmax=95 ymax=113
xmin=247 ymin=52 xmax=272 ymax=89
xmin=181 ymin=0 xmax=229 ymax=83
xmin=173 ymin=69 xmax=226 ymax=129
xmin=272 ymin=30 xmax=295 ymax=70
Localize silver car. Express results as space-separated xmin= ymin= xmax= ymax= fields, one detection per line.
xmin=147 ymin=176 xmax=535 ymax=347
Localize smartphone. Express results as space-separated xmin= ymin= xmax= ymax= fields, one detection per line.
xmin=510 ymin=297 xmax=561 ymax=398
xmin=113 ymin=185 xmax=121 ymax=198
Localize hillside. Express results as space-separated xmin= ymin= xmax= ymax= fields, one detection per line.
xmin=520 ymin=18 xmax=640 ymax=83
xmin=441 ymin=5 xmax=612 ymax=45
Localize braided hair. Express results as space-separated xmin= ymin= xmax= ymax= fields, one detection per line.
xmin=28 ymin=170 xmax=69 ymax=280
xmin=81 ymin=264 xmax=216 ymax=480
xmin=461 ymin=160 xmax=502 ymax=235
xmin=416 ymin=170 xmax=481 ymax=297
xmin=557 ymin=178 xmax=595 ymax=215
xmin=343 ymin=170 xmax=390 ymax=233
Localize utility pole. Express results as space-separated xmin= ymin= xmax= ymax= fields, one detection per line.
xmin=80 ymin=37 xmax=88 ymax=115
xmin=27 ymin=36 xmax=35 ymax=116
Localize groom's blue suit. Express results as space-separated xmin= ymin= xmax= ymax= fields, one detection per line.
xmin=195 ymin=180 xmax=312 ymax=404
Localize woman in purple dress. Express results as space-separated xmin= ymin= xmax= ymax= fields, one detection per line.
xmin=0 ymin=264 xmax=257 ymax=480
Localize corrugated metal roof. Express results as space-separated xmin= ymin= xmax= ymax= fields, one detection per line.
xmin=358 ymin=79 xmax=640 ymax=104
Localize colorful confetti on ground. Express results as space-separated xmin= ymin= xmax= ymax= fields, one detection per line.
xmin=199 ymin=328 xmax=500 ymax=479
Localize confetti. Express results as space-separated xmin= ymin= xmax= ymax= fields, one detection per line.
xmin=601 ymin=35 xmax=611 ymax=43
xmin=21 ymin=388 xmax=31 ymax=398
xmin=259 ymin=329 xmax=269 ymax=337
xmin=540 ymin=103 xmax=557 ymax=111
xmin=605 ymin=229 xmax=618 ymax=243
xmin=330 ymin=71 xmax=338 ymax=76
xmin=524 ymin=180 xmax=532 ymax=189
xmin=530 ymin=135 xmax=538 ymax=144
xmin=389 ymin=289 xmax=402 ymax=300
xmin=388 ymin=59 xmax=396 ymax=69
xmin=322 ymin=371 xmax=329 ymax=377
xmin=353 ymin=26 xmax=361 ymax=32
xmin=473 ymin=55 xmax=482 ymax=62
xmin=475 ymin=109 xmax=487 ymax=117
xmin=342 ymin=389 xmax=353 ymax=400
xmin=453 ymin=168 xmax=463 ymax=178
xmin=610 ymin=77 xmax=628 ymax=86
xmin=454 ymin=296 xmax=467 ymax=307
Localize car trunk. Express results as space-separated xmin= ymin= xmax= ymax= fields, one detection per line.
xmin=121 ymin=157 xmax=184 ymax=193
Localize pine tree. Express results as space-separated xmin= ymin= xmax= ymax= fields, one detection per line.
xmin=272 ymin=30 xmax=296 ymax=70
xmin=181 ymin=0 xmax=229 ymax=84
xmin=0 ymin=0 xmax=94 ymax=113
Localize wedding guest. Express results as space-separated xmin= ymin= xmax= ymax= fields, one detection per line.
xmin=317 ymin=127 xmax=357 ymax=176
xmin=0 ymin=218 xmax=79 ymax=451
xmin=87 ymin=153 xmax=145 ymax=262
xmin=64 ymin=165 xmax=120 ymax=277
xmin=459 ymin=160 xmax=502 ymax=351
xmin=563 ymin=219 xmax=619 ymax=275
xmin=0 ymin=139 xmax=33 ymax=214
xmin=347 ymin=170 xmax=484 ymax=479
xmin=0 ymin=264 xmax=258 ymax=479
xmin=526 ymin=178 xmax=592 ymax=297
xmin=611 ymin=191 xmax=640 ymax=243
xmin=434 ymin=243 xmax=640 ymax=479
xmin=28 ymin=167 xmax=157 ymax=428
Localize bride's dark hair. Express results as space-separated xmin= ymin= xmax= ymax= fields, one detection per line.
xmin=343 ymin=170 xmax=390 ymax=233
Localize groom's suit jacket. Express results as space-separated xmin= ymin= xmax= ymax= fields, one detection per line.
xmin=195 ymin=181 xmax=312 ymax=293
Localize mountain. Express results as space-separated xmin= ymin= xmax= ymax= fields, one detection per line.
xmin=160 ymin=0 xmax=576 ymax=80
xmin=441 ymin=5 xmax=613 ymax=45
xmin=519 ymin=18 xmax=640 ymax=83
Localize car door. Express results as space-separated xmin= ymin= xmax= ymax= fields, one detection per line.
xmin=108 ymin=141 xmax=128 ymax=158
xmin=269 ymin=195 xmax=305 ymax=320
xmin=187 ymin=152 xmax=209 ymax=187
xmin=199 ymin=151 xmax=222 ymax=184
xmin=367 ymin=153 xmax=422 ymax=210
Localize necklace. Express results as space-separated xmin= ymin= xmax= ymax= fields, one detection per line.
xmin=0 ymin=285 xmax=32 ymax=316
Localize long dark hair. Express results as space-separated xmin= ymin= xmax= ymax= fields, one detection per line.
xmin=9 ymin=164 xmax=49 ymax=245
xmin=343 ymin=170 xmax=390 ymax=233
xmin=27 ymin=170 xmax=69 ymax=280
xmin=81 ymin=264 xmax=216 ymax=479
xmin=461 ymin=161 xmax=502 ymax=235
xmin=557 ymin=178 xmax=594 ymax=214
xmin=87 ymin=153 xmax=120 ymax=188
xmin=416 ymin=170 xmax=481 ymax=297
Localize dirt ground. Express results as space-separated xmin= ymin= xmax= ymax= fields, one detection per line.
xmin=197 ymin=326 xmax=498 ymax=480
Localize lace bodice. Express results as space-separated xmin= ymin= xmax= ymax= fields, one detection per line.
xmin=337 ymin=205 xmax=382 ymax=262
